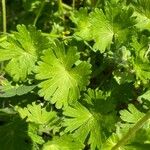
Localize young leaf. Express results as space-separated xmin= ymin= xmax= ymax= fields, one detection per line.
xmin=35 ymin=40 xmax=91 ymax=109
xmin=0 ymin=25 xmax=49 ymax=81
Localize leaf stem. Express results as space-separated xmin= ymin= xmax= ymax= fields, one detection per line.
xmin=111 ymin=110 xmax=150 ymax=150
xmin=58 ymin=0 xmax=63 ymax=13
xmin=72 ymin=0 xmax=75 ymax=10
xmin=62 ymin=3 xmax=72 ymax=10
xmin=2 ymin=0 xmax=7 ymax=33
xmin=33 ymin=0 xmax=45 ymax=26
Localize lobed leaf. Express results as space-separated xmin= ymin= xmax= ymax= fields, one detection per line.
xmin=35 ymin=40 xmax=91 ymax=109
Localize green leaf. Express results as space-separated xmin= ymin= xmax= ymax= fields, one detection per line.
xmin=89 ymin=8 xmax=114 ymax=52
xmin=102 ymin=132 xmax=150 ymax=150
xmin=134 ymin=11 xmax=150 ymax=31
xmin=0 ymin=107 xmax=16 ymax=115
xmin=22 ymin=0 xmax=41 ymax=11
xmin=16 ymin=102 xmax=57 ymax=125
xmin=138 ymin=90 xmax=150 ymax=102
xmin=0 ymin=85 xmax=36 ymax=98
xmin=0 ymin=25 xmax=49 ymax=81
xmin=120 ymin=104 xmax=144 ymax=124
xmin=131 ymin=37 xmax=150 ymax=84
xmin=35 ymin=40 xmax=91 ymax=109
xmin=28 ymin=123 xmax=45 ymax=145
xmin=132 ymin=0 xmax=150 ymax=30
xmin=63 ymin=89 xmax=115 ymax=150
xmin=102 ymin=133 xmax=124 ymax=150
xmin=70 ymin=8 xmax=92 ymax=40
xmin=103 ymin=105 xmax=150 ymax=150
xmin=42 ymin=135 xmax=84 ymax=150
xmin=0 ymin=118 xmax=34 ymax=150
xmin=89 ymin=5 xmax=135 ymax=52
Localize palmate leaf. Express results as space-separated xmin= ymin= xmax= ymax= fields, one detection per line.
xmin=89 ymin=8 xmax=114 ymax=52
xmin=71 ymin=3 xmax=136 ymax=53
xmin=70 ymin=8 xmax=92 ymax=40
xmin=42 ymin=135 xmax=84 ymax=150
xmin=16 ymin=102 xmax=57 ymax=125
xmin=132 ymin=0 xmax=150 ymax=30
xmin=102 ymin=104 xmax=150 ymax=150
xmin=138 ymin=90 xmax=150 ymax=102
xmin=16 ymin=103 xmax=59 ymax=144
xmin=35 ymin=40 xmax=91 ymax=109
xmin=119 ymin=104 xmax=150 ymax=142
xmin=120 ymin=104 xmax=145 ymax=124
xmin=102 ymin=130 xmax=150 ymax=150
xmin=0 ymin=24 xmax=49 ymax=81
xmin=131 ymin=37 xmax=150 ymax=84
xmin=106 ymin=4 xmax=136 ymax=42
xmin=134 ymin=11 xmax=150 ymax=31
xmin=89 ymin=5 xmax=135 ymax=52
xmin=63 ymin=89 xmax=115 ymax=150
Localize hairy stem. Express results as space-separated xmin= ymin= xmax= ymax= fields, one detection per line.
xmin=33 ymin=0 xmax=45 ymax=26
xmin=2 ymin=0 xmax=6 ymax=33
xmin=111 ymin=110 xmax=150 ymax=150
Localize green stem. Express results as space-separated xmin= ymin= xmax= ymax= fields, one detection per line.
xmin=58 ymin=0 xmax=63 ymax=13
xmin=111 ymin=110 xmax=150 ymax=150
xmin=33 ymin=0 xmax=45 ymax=26
xmin=58 ymin=0 xmax=65 ymax=22
xmin=72 ymin=0 xmax=75 ymax=10
xmin=62 ymin=3 xmax=72 ymax=10
xmin=95 ymin=0 xmax=99 ymax=7
xmin=2 ymin=0 xmax=6 ymax=33
xmin=1 ymin=0 xmax=7 ymax=73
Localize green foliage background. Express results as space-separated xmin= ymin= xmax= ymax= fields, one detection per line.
xmin=0 ymin=0 xmax=150 ymax=150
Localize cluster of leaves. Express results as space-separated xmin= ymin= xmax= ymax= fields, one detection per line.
xmin=1 ymin=0 xmax=150 ymax=149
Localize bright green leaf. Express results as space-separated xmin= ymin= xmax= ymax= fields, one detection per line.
xmin=138 ymin=90 xmax=150 ymax=102
xmin=16 ymin=102 xmax=57 ymax=125
xmin=70 ymin=8 xmax=92 ymax=40
xmin=63 ymin=89 xmax=115 ymax=150
xmin=42 ymin=135 xmax=84 ymax=150
xmin=120 ymin=104 xmax=144 ymax=124
xmin=35 ymin=40 xmax=91 ymax=109
xmin=0 ymin=25 xmax=49 ymax=81
xmin=0 ymin=84 xmax=36 ymax=98
xmin=131 ymin=37 xmax=150 ymax=84
xmin=89 ymin=8 xmax=114 ymax=52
